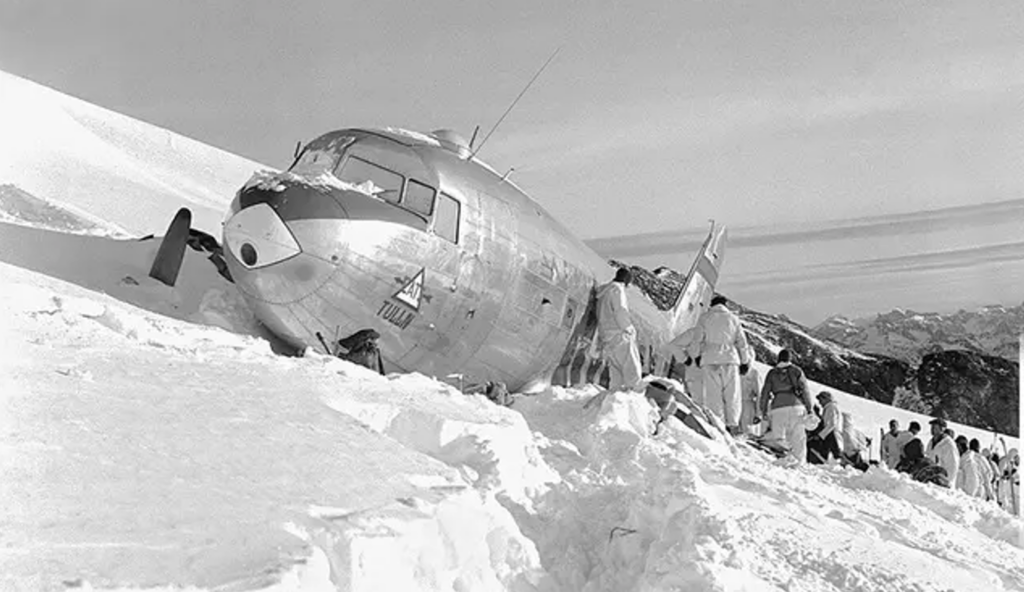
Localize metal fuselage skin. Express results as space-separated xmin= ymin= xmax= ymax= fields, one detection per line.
xmin=223 ymin=129 xmax=710 ymax=392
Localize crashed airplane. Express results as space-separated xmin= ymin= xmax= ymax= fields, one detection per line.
xmin=219 ymin=127 xmax=726 ymax=392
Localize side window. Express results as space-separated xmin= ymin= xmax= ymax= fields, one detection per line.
xmin=434 ymin=193 xmax=461 ymax=244
xmin=290 ymin=148 xmax=340 ymax=176
xmin=405 ymin=179 xmax=436 ymax=216
xmin=336 ymin=156 xmax=404 ymax=203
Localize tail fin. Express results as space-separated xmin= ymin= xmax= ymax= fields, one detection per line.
xmin=669 ymin=221 xmax=727 ymax=336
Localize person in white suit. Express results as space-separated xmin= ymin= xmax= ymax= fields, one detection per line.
xmin=595 ymin=268 xmax=642 ymax=392
xmin=687 ymin=295 xmax=753 ymax=435
xmin=925 ymin=418 xmax=960 ymax=488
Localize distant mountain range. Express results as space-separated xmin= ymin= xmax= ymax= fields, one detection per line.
xmin=614 ymin=261 xmax=1020 ymax=437
xmin=811 ymin=305 xmax=1022 ymax=364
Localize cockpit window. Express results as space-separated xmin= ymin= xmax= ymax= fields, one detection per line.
xmin=404 ymin=180 xmax=436 ymax=216
xmin=434 ymin=193 xmax=461 ymax=244
xmin=290 ymin=148 xmax=340 ymax=177
xmin=337 ymin=156 xmax=404 ymax=203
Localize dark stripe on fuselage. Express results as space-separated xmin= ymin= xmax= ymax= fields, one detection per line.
xmin=234 ymin=183 xmax=429 ymax=232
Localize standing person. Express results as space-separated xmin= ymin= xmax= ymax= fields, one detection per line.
xmin=881 ymin=420 xmax=902 ymax=469
xmin=664 ymin=327 xmax=704 ymax=405
xmin=996 ymin=449 xmax=1019 ymax=515
xmin=815 ymin=391 xmax=844 ymax=463
xmin=981 ymin=448 xmax=1000 ymax=503
xmin=738 ymin=358 xmax=763 ymax=436
xmin=757 ymin=349 xmax=815 ymax=463
xmin=688 ymin=295 xmax=753 ymax=436
xmin=881 ymin=420 xmax=916 ymax=470
xmin=956 ymin=436 xmax=984 ymax=498
xmin=925 ymin=418 xmax=960 ymax=487
xmin=970 ymin=440 xmax=996 ymax=501
xmin=906 ymin=421 xmax=923 ymax=451
xmin=595 ymin=268 xmax=642 ymax=392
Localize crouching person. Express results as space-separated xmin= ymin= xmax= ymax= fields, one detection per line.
xmin=896 ymin=438 xmax=951 ymax=488
xmin=757 ymin=349 xmax=815 ymax=464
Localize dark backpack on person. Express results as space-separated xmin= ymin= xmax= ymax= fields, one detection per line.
xmin=343 ymin=341 xmax=384 ymax=374
xmin=778 ymin=365 xmax=804 ymax=398
xmin=337 ymin=329 xmax=385 ymax=375
xmin=484 ymin=381 xmax=514 ymax=407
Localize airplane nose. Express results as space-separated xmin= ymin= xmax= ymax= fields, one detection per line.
xmin=223 ymin=184 xmax=346 ymax=305
xmin=224 ymin=203 xmax=301 ymax=269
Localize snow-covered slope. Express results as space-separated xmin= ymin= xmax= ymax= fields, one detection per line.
xmin=814 ymin=305 xmax=1024 ymax=364
xmin=1 ymin=70 xmax=1021 ymax=591
xmin=0 ymin=70 xmax=267 ymax=236
xmin=2 ymin=258 xmax=1021 ymax=590
xmin=0 ymin=262 xmax=548 ymax=591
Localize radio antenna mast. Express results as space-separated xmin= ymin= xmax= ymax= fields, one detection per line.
xmin=470 ymin=46 xmax=561 ymax=160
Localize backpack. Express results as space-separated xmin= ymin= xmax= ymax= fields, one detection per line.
xmin=772 ymin=365 xmax=804 ymax=398
xmin=337 ymin=329 xmax=385 ymax=375
xmin=343 ymin=342 xmax=384 ymax=374
xmin=484 ymin=381 xmax=514 ymax=407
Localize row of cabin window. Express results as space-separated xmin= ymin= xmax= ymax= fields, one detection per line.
xmin=336 ymin=155 xmax=461 ymax=244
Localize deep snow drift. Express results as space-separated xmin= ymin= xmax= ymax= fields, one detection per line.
xmin=1 ymin=70 xmax=1021 ymax=591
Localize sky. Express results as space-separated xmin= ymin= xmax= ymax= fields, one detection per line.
xmin=1 ymin=0 xmax=1022 ymax=323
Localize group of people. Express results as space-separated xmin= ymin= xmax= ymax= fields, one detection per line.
xmin=882 ymin=417 xmax=1020 ymax=511
xmin=595 ymin=269 xmax=814 ymax=450
xmin=594 ymin=269 xmax=819 ymax=448
xmin=589 ymin=270 xmax=1020 ymax=515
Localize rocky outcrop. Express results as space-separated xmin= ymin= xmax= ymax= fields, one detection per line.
xmin=916 ymin=350 xmax=1019 ymax=437
xmin=609 ymin=260 xmax=685 ymax=311
xmin=727 ymin=301 xmax=913 ymax=405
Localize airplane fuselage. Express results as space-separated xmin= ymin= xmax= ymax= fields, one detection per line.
xmin=222 ymin=128 xmax=719 ymax=392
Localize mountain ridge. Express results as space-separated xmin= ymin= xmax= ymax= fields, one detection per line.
xmin=813 ymin=303 xmax=1023 ymax=364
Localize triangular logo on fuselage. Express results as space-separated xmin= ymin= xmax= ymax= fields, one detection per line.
xmin=393 ymin=268 xmax=425 ymax=310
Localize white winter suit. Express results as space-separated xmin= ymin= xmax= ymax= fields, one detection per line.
xmin=687 ymin=304 xmax=753 ymax=428
xmin=595 ymin=280 xmax=641 ymax=392
xmin=819 ymin=401 xmax=843 ymax=446
xmin=664 ymin=328 xmax=704 ymax=404
xmin=738 ymin=365 xmax=762 ymax=435
xmin=882 ymin=430 xmax=915 ymax=469
xmin=957 ymin=450 xmax=986 ymax=498
xmin=925 ymin=436 xmax=960 ymax=487
xmin=979 ymin=455 xmax=997 ymax=501
xmin=841 ymin=412 xmax=869 ymax=464
xmin=996 ymin=449 xmax=1019 ymax=514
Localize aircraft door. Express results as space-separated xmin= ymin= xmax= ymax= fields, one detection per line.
xmin=418 ymin=188 xmax=511 ymax=383
xmin=448 ymin=192 xmax=515 ymax=366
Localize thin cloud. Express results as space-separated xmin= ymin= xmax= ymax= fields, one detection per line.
xmin=586 ymin=198 xmax=1024 ymax=258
